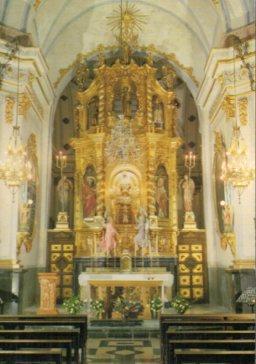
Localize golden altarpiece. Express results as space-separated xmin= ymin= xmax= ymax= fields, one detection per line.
xmin=71 ymin=60 xmax=181 ymax=259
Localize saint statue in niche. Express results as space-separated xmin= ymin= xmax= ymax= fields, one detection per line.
xmin=220 ymin=201 xmax=234 ymax=233
xmin=134 ymin=207 xmax=150 ymax=248
xmin=57 ymin=176 xmax=73 ymax=212
xmin=87 ymin=96 xmax=99 ymax=129
xmin=179 ymin=174 xmax=195 ymax=212
xmin=101 ymin=216 xmax=119 ymax=254
xmin=160 ymin=65 xmax=176 ymax=90
xmin=121 ymin=85 xmax=132 ymax=118
xmin=155 ymin=166 xmax=169 ymax=218
xmin=153 ymin=95 xmax=164 ymax=129
xmin=82 ymin=166 xmax=97 ymax=218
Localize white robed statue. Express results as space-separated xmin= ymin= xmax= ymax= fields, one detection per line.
xmin=134 ymin=207 xmax=150 ymax=248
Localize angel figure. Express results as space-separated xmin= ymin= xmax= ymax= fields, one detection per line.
xmin=134 ymin=207 xmax=150 ymax=249
xmin=101 ymin=216 xmax=119 ymax=255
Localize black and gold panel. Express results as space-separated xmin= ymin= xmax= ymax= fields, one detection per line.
xmin=47 ymin=230 xmax=75 ymax=301
xmin=177 ymin=230 xmax=208 ymax=302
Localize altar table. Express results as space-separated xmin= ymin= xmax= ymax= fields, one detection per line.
xmin=79 ymin=272 xmax=174 ymax=318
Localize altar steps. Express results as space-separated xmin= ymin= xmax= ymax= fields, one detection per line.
xmin=88 ymin=320 xmax=160 ymax=339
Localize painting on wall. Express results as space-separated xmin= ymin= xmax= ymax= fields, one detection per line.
xmin=155 ymin=165 xmax=169 ymax=218
xmin=82 ymin=165 xmax=97 ymax=219
xmin=17 ymin=134 xmax=38 ymax=254
xmin=213 ymin=131 xmax=227 ymax=234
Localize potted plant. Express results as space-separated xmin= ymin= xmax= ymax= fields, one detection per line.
xmin=170 ymin=295 xmax=190 ymax=314
xmin=150 ymin=296 xmax=163 ymax=319
xmin=90 ymin=299 xmax=105 ymax=319
xmin=62 ymin=295 xmax=84 ymax=314
xmin=114 ymin=296 xmax=144 ymax=320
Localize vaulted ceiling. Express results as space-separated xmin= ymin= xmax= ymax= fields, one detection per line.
xmin=0 ymin=0 xmax=254 ymax=93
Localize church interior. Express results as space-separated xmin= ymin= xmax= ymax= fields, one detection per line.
xmin=0 ymin=0 xmax=255 ymax=363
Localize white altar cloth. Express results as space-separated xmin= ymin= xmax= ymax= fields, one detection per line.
xmin=79 ymin=272 xmax=174 ymax=302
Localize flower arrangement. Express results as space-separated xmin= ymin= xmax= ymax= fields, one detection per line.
xmin=150 ymin=297 xmax=163 ymax=312
xmin=62 ymin=295 xmax=84 ymax=314
xmin=114 ymin=296 xmax=144 ymax=320
xmin=90 ymin=299 xmax=105 ymax=319
xmin=170 ymin=295 xmax=190 ymax=314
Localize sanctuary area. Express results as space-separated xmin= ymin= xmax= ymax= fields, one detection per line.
xmin=0 ymin=1 xmax=255 ymax=363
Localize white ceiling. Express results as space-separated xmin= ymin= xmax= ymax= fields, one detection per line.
xmin=0 ymin=0 xmax=254 ymax=92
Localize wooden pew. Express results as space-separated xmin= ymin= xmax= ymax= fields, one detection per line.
xmin=0 ymin=315 xmax=87 ymax=363
xmin=168 ymin=339 xmax=255 ymax=364
xmin=0 ymin=349 xmax=63 ymax=363
xmin=0 ymin=339 xmax=72 ymax=364
xmin=160 ymin=313 xmax=255 ymax=363
xmin=174 ymin=348 xmax=255 ymax=364
xmin=0 ymin=329 xmax=80 ymax=362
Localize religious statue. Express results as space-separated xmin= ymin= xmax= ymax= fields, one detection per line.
xmin=220 ymin=201 xmax=234 ymax=233
xmin=75 ymin=63 xmax=89 ymax=91
xmin=101 ymin=216 xmax=119 ymax=254
xmin=153 ymin=96 xmax=164 ymax=129
xmin=82 ymin=173 xmax=97 ymax=218
xmin=115 ymin=180 xmax=136 ymax=224
xmin=134 ymin=207 xmax=150 ymax=248
xmin=87 ymin=96 xmax=99 ymax=129
xmin=121 ymin=86 xmax=132 ymax=118
xmin=57 ymin=176 xmax=73 ymax=212
xmin=19 ymin=201 xmax=33 ymax=232
xmin=160 ymin=65 xmax=176 ymax=90
xmin=180 ymin=174 xmax=195 ymax=212
xmin=155 ymin=174 xmax=169 ymax=218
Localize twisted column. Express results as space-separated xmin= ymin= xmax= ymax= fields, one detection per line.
xmin=147 ymin=142 xmax=156 ymax=216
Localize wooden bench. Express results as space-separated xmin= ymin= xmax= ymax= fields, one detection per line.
xmin=0 ymin=315 xmax=87 ymax=363
xmin=160 ymin=313 xmax=255 ymax=363
xmin=0 ymin=339 xmax=72 ymax=364
xmin=0 ymin=349 xmax=63 ymax=363
xmin=168 ymin=339 xmax=255 ymax=364
xmin=174 ymin=348 xmax=255 ymax=364
xmin=0 ymin=329 xmax=80 ymax=362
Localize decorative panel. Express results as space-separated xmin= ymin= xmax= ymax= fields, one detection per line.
xmin=47 ymin=230 xmax=75 ymax=301
xmin=177 ymin=230 xmax=208 ymax=302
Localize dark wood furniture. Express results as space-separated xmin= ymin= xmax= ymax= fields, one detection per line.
xmin=160 ymin=313 xmax=255 ymax=363
xmin=0 ymin=349 xmax=63 ymax=363
xmin=0 ymin=314 xmax=87 ymax=363
xmin=174 ymin=349 xmax=255 ymax=364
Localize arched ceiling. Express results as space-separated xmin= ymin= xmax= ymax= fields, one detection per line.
xmin=0 ymin=0 xmax=254 ymax=93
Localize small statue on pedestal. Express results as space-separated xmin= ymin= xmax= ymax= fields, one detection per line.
xmin=56 ymin=176 xmax=73 ymax=230
xmin=180 ymin=174 xmax=197 ymax=229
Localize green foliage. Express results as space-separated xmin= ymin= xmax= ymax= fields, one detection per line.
xmin=90 ymin=299 xmax=105 ymax=318
xmin=114 ymin=296 xmax=144 ymax=319
xmin=62 ymin=295 xmax=84 ymax=314
xmin=170 ymin=295 xmax=190 ymax=314
xmin=150 ymin=296 xmax=163 ymax=312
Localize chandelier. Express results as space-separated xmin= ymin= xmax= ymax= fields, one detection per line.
xmin=221 ymin=126 xmax=254 ymax=199
xmin=0 ymin=43 xmax=32 ymax=197
xmin=105 ymin=114 xmax=140 ymax=163
xmin=221 ymin=44 xmax=255 ymax=201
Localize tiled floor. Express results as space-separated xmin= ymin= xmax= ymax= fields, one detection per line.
xmin=86 ymin=338 xmax=160 ymax=363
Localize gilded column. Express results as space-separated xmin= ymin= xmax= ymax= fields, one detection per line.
xmin=98 ymin=80 xmax=105 ymax=129
xmin=94 ymin=134 xmax=105 ymax=216
xmin=146 ymin=79 xmax=153 ymax=127
xmin=147 ymin=136 xmax=157 ymax=216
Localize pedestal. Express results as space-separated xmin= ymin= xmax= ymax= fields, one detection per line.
xmin=37 ymin=273 xmax=59 ymax=315
xmin=183 ymin=211 xmax=197 ymax=230
xmin=55 ymin=211 xmax=69 ymax=230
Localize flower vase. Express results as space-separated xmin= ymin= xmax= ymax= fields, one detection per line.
xmin=151 ymin=310 xmax=159 ymax=320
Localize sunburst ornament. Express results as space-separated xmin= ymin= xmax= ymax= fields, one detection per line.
xmin=107 ymin=1 xmax=147 ymax=49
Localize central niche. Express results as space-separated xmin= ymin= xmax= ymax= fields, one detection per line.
xmin=108 ymin=168 xmax=141 ymax=225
